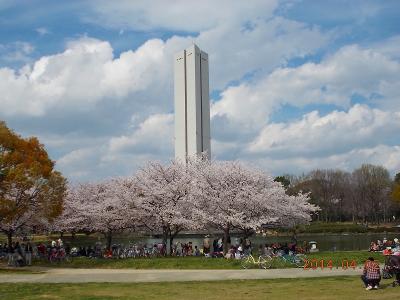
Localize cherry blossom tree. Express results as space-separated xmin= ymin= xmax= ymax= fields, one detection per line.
xmin=133 ymin=160 xmax=199 ymax=255
xmin=56 ymin=178 xmax=140 ymax=250
xmin=189 ymin=159 xmax=318 ymax=254
xmin=53 ymin=184 xmax=91 ymax=235
xmin=55 ymin=157 xmax=317 ymax=255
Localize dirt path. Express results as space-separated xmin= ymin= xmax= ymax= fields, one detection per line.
xmin=0 ymin=267 xmax=363 ymax=283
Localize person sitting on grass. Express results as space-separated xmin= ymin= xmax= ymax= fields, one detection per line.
xmin=394 ymin=238 xmax=400 ymax=249
xmin=193 ymin=245 xmax=200 ymax=256
xmin=383 ymin=247 xmax=393 ymax=256
xmin=369 ymin=242 xmax=379 ymax=252
xmin=104 ymin=248 xmax=113 ymax=258
xmin=361 ymin=257 xmax=381 ymax=290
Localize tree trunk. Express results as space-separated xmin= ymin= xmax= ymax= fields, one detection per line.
xmin=105 ymin=231 xmax=113 ymax=250
xmin=162 ymin=226 xmax=168 ymax=256
xmin=169 ymin=236 xmax=174 ymax=256
xmin=168 ymin=226 xmax=183 ymax=256
xmin=223 ymin=226 xmax=230 ymax=255
xmin=7 ymin=231 xmax=13 ymax=252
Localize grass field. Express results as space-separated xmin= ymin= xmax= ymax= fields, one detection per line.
xmin=0 ymin=268 xmax=43 ymax=274
xmin=32 ymin=256 xmax=243 ymax=269
xmin=1 ymin=276 xmax=399 ymax=300
xmin=0 ymin=250 xmax=385 ymax=270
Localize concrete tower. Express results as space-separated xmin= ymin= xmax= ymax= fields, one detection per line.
xmin=174 ymin=44 xmax=211 ymax=161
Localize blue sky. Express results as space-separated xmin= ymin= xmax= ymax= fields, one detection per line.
xmin=0 ymin=0 xmax=399 ymax=181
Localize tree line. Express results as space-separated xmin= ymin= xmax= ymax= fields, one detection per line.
xmin=276 ymin=166 xmax=400 ymax=224
xmin=3 ymin=120 xmax=399 ymax=255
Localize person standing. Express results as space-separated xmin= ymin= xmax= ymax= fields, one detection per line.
xmin=217 ymin=238 xmax=223 ymax=253
xmin=25 ymin=242 xmax=33 ymax=266
xmin=7 ymin=243 xmax=14 ymax=266
xmin=361 ymin=257 xmax=381 ymax=290
xmin=14 ymin=242 xmax=25 ymax=266
xmin=203 ymin=235 xmax=210 ymax=256
xmin=244 ymin=238 xmax=252 ymax=255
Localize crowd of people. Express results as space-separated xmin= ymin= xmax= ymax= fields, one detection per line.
xmin=369 ymin=237 xmax=400 ymax=254
xmin=0 ymin=239 xmax=72 ymax=266
xmin=0 ymin=234 xmax=311 ymax=266
xmin=197 ymin=236 xmax=305 ymax=259
xmin=362 ymin=237 xmax=400 ymax=290
xmin=0 ymin=241 xmax=34 ymax=267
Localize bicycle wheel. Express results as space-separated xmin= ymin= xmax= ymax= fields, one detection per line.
xmin=241 ymin=256 xmax=253 ymax=269
xmin=294 ymin=254 xmax=307 ymax=268
xmin=259 ymin=255 xmax=272 ymax=269
xmin=278 ymin=255 xmax=289 ymax=267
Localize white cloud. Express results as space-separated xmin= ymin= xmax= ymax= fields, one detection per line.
xmin=0 ymin=37 xmax=176 ymax=116
xmin=5 ymin=38 xmax=399 ymax=180
xmin=36 ymin=27 xmax=50 ymax=36
xmin=247 ymin=104 xmax=400 ymax=157
xmin=85 ymin=0 xmax=330 ymax=89
xmin=0 ymin=14 xmax=329 ymax=117
xmin=212 ymin=44 xmax=400 ymax=132
xmin=248 ymin=145 xmax=400 ymax=176
xmin=108 ymin=113 xmax=173 ymax=155
xmin=371 ymin=35 xmax=400 ymax=60
xmin=56 ymin=113 xmax=174 ymax=182
xmin=198 ymin=16 xmax=329 ymax=89
xmin=57 ymin=147 xmax=96 ymax=169
xmin=0 ymin=41 xmax=34 ymax=64
xmin=84 ymin=0 xmax=278 ymax=32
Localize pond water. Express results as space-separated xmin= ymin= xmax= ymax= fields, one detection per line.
xmin=146 ymin=233 xmax=400 ymax=252
xmin=54 ymin=232 xmax=400 ymax=252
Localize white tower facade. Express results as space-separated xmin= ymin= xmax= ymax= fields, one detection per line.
xmin=174 ymin=44 xmax=211 ymax=161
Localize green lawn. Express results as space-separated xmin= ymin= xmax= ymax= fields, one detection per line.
xmin=1 ymin=276 xmax=399 ymax=300
xmin=0 ymin=250 xmax=386 ymax=271
xmin=30 ymin=256 xmax=243 ymax=269
xmin=304 ymin=251 xmax=384 ymax=268
xmin=0 ymin=268 xmax=43 ymax=274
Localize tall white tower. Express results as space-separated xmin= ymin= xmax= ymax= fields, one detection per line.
xmin=174 ymin=44 xmax=211 ymax=161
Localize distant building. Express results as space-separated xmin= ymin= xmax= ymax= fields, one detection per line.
xmin=174 ymin=44 xmax=211 ymax=162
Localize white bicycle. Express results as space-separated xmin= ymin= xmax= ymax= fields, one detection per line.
xmin=241 ymin=254 xmax=273 ymax=269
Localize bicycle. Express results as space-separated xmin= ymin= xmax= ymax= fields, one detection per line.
xmin=279 ymin=253 xmax=307 ymax=268
xmin=241 ymin=254 xmax=273 ymax=269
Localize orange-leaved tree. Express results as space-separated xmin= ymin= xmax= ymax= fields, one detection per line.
xmin=0 ymin=121 xmax=66 ymax=250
